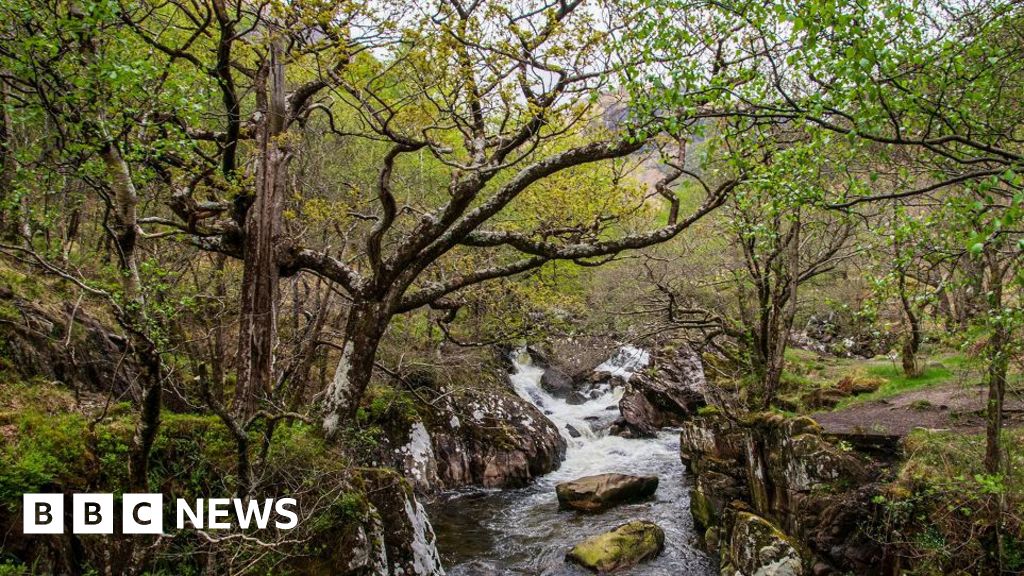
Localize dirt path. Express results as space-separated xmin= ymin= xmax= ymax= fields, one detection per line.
xmin=812 ymin=382 xmax=1024 ymax=437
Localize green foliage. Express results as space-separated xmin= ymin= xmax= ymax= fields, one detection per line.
xmin=358 ymin=384 xmax=419 ymax=427
xmin=0 ymin=410 xmax=91 ymax=505
xmin=873 ymin=428 xmax=1024 ymax=573
xmin=0 ymin=561 xmax=30 ymax=576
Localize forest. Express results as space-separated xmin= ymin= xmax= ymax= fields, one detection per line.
xmin=0 ymin=0 xmax=1021 ymax=574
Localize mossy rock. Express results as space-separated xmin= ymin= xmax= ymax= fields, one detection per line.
xmin=742 ymin=411 xmax=786 ymax=429
xmin=566 ymin=520 xmax=665 ymax=573
xmin=799 ymin=388 xmax=848 ymax=410
xmin=784 ymin=416 xmax=822 ymax=437
xmin=836 ymin=375 xmax=884 ymax=395
xmin=726 ymin=512 xmax=803 ymax=576
xmin=690 ymin=488 xmax=717 ymax=532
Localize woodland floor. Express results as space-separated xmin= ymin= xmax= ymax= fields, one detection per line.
xmin=812 ymin=381 xmax=1024 ymax=437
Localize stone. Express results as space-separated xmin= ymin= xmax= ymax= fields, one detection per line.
xmin=800 ymin=388 xmax=848 ymax=410
xmin=541 ymin=365 xmax=576 ymax=397
xmin=566 ymin=423 xmax=583 ymax=438
xmin=726 ymin=512 xmax=803 ymax=576
xmin=556 ymin=473 xmax=659 ymax=512
xmin=812 ymin=561 xmax=833 ymax=575
xmin=836 ymin=375 xmax=883 ymax=395
xmin=565 ymin=520 xmax=665 ymax=573
xmin=611 ymin=344 xmax=707 ymax=437
xmin=357 ymin=469 xmax=445 ymax=576
xmin=0 ymin=286 xmax=154 ymax=404
xmin=392 ymin=368 xmax=566 ymax=493
xmin=680 ymin=412 xmax=882 ymax=575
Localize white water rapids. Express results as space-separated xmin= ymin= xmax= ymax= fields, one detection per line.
xmin=429 ymin=348 xmax=715 ymax=575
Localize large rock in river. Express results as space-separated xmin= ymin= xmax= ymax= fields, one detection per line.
xmin=556 ymin=473 xmax=659 ymax=512
xmin=611 ymin=344 xmax=706 ymax=438
xmin=565 ymin=520 xmax=665 ymax=573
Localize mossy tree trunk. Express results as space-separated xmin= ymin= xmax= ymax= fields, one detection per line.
xmin=234 ymin=38 xmax=288 ymax=421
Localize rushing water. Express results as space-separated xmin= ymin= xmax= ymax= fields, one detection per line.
xmin=429 ymin=349 xmax=716 ymax=575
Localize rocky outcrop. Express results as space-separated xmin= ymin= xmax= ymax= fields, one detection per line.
xmin=325 ymin=469 xmax=445 ymax=576
xmin=565 ymin=520 xmax=665 ymax=573
xmin=529 ymin=337 xmax=620 ymax=404
xmin=611 ymin=344 xmax=706 ymax=438
xmin=0 ymin=280 xmax=146 ymax=400
xmin=372 ymin=357 xmax=566 ymax=494
xmin=555 ymin=473 xmax=659 ymax=512
xmin=790 ymin=312 xmax=896 ymax=359
xmin=680 ymin=412 xmax=889 ymax=575
xmin=425 ymin=383 xmax=566 ymax=490
xmin=540 ymin=364 xmax=576 ymax=397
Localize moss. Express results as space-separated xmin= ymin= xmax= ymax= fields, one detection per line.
xmin=0 ymin=561 xmax=30 ymax=576
xmin=0 ymin=265 xmax=44 ymax=301
xmin=0 ymin=410 xmax=93 ymax=503
xmin=690 ymin=488 xmax=717 ymax=530
xmin=785 ymin=416 xmax=822 ymax=437
xmin=696 ymin=405 xmax=721 ymax=417
xmin=566 ymin=521 xmax=665 ymax=573
xmin=741 ymin=411 xmax=785 ymax=429
xmin=359 ymin=383 xmax=419 ymax=427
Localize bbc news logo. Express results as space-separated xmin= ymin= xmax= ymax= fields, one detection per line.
xmin=23 ymin=494 xmax=298 ymax=534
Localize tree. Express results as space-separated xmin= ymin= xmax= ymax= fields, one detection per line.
xmin=636 ymin=122 xmax=859 ymax=409
xmin=113 ymin=0 xmax=750 ymax=435
xmin=777 ymin=0 xmax=1024 ymax=474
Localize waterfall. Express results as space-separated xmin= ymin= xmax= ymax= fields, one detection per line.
xmin=431 ymin=346 xmax=715 ymax=575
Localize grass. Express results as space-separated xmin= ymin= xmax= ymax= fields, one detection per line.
xmin=833 ymin=362 xmax=958 ymax=409
xmin=779 ymin=345 xmax=975 ymax=412
xmin=901 ymin=427 xmax=1024 ymax=490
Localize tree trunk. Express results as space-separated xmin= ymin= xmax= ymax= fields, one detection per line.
xmin=760 ymin=217 xmax=800 ymax=410
xmin=957 ymin=254 xmax=986 ymax=328
xmin=234 ymin=39 xmax=288 ymax=419
xmin=100 ymin=139 xmax=160 ymax=492
xmin=898 ymin=272 xmax=923 ymax=377
xmin=983 ymin=251 xmax=1007 ymax=476
xmin=322 ymin=301 xmax=389 ymax=437
xmin=285 ymin=284 xmax=332 ymax=410
xmin=101 ymin=142 xmax=142 ymax=303
xmin=0 ymin=74 xmax=14 ymax=240
xmin=211 ymin=254 xmax=227 ymax=402
xmin=129 ymin=342 xmax=163 ymax=492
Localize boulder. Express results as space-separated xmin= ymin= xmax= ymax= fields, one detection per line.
xmin=343 ymin=469 xmax=445 ymax=576
xmin=556 ymin=473 xmax=658 ymax=512
xmin=540 ymin=365 xmax=576 ymax=397
xmin=611 ymin=344 xmax=707 ymax=437
xmin=680 ymin=413 xmax=883 ymax=575
xmin=0 ymin=281 xmax=151 ymax=402
xmin=800 ymin=388 xmax=848 ymax=410
xmin=835 ymin=375 xmax=883 ymax=395
xmin=373 ymin=356 xmax=567 ymax=494
xmin=565 ymin=520 xmax=665 ymax=573
xmin=426 ymin=385 xmax=567 ymax=490
xmin=535 ymin=337 xmax=620 ymax=400
xmin=723 ymin=511 xmax=803 ymax=576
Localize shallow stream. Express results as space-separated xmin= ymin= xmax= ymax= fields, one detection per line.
xmin=429 ymin=350 xmax=716 ymax=575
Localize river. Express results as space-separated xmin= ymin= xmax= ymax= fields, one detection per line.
xmin=429 ymin=348 xmax=716 ymax=575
